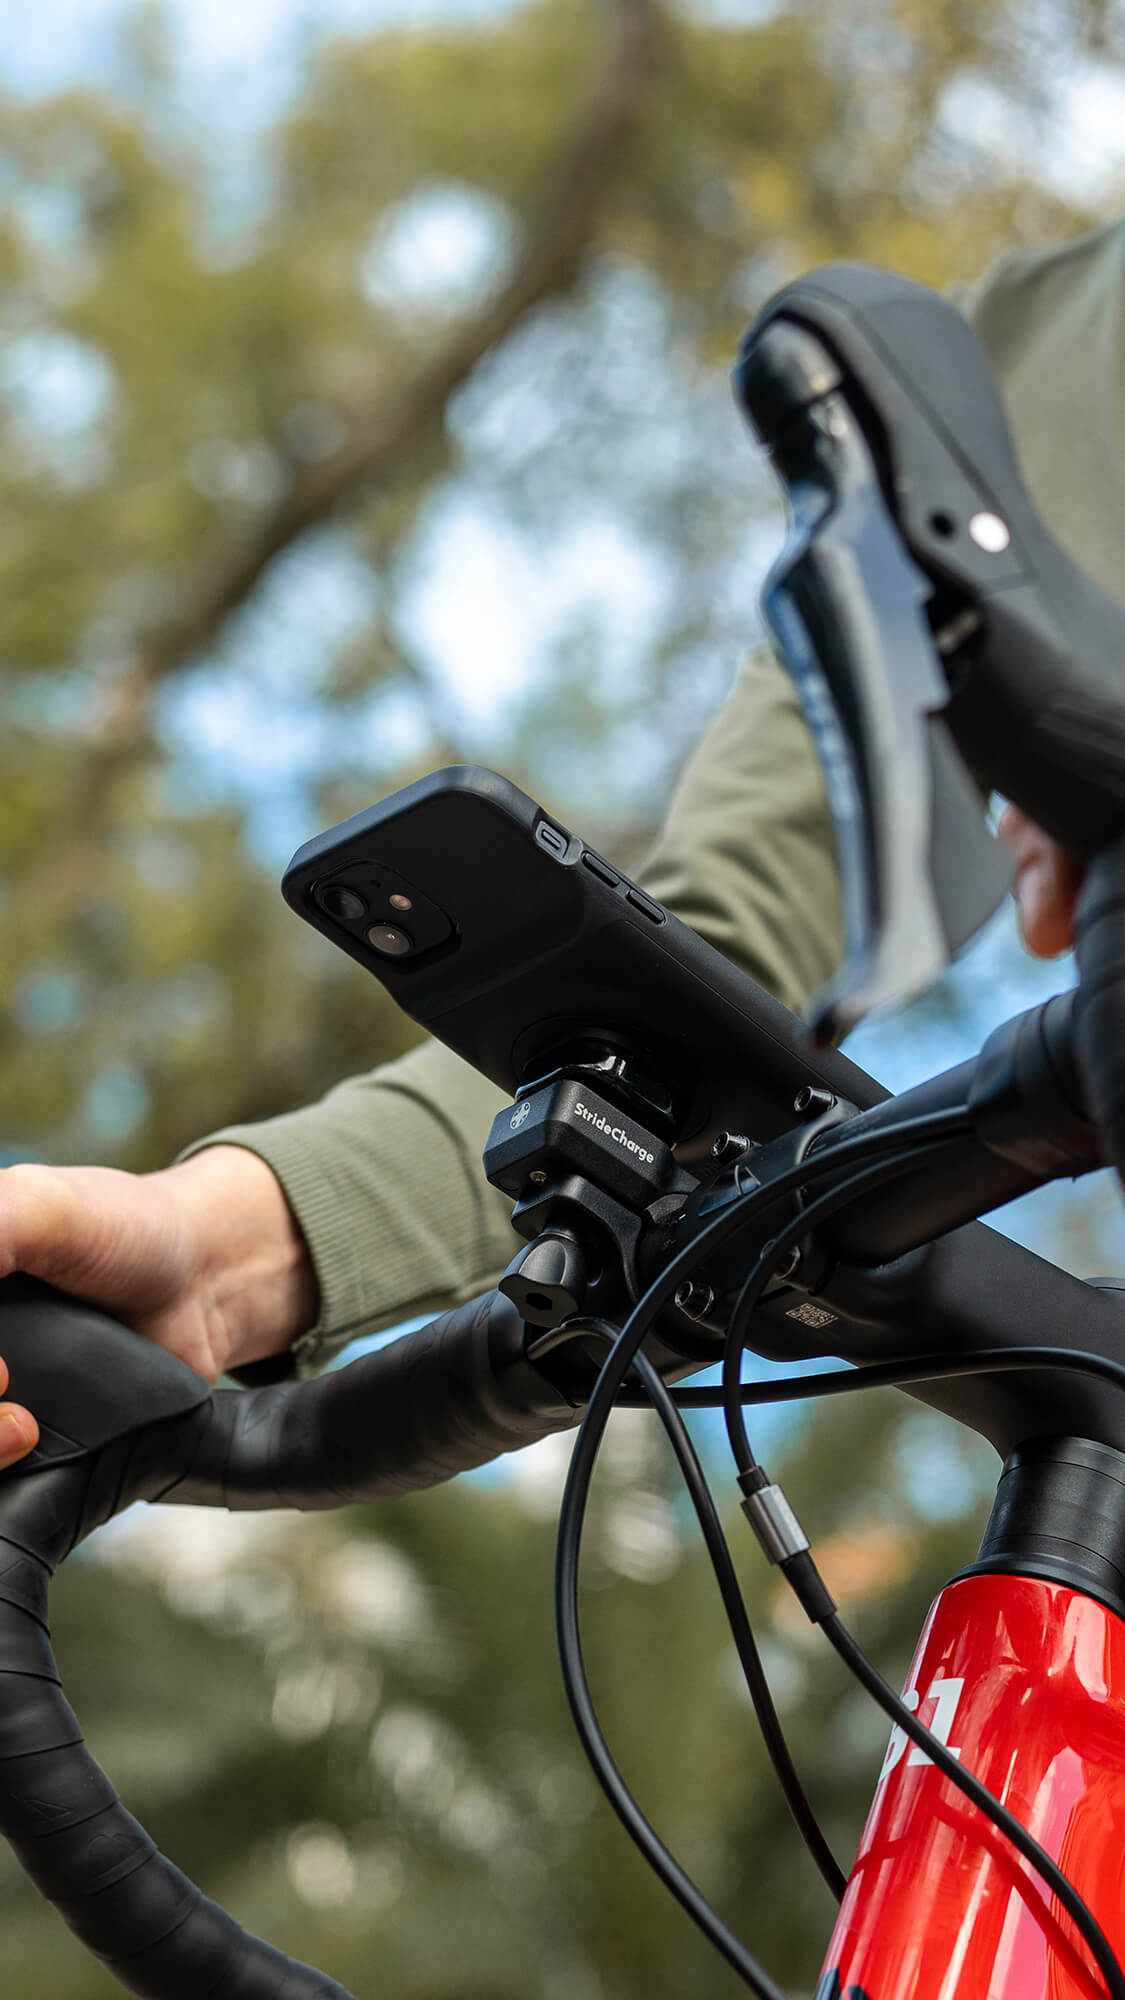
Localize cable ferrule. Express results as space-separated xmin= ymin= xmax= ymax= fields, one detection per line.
xmin=741 ymin=1482 xmax=810 ymax=1564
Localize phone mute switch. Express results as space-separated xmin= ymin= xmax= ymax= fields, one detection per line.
xmin=626 ymin=887 xmax=665 ymax=924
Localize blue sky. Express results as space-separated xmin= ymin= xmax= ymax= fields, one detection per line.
xmin=1 ymin=0 xmax=524 ymax=103
xmin=6 ymin=0 xmax=1125 ymax=204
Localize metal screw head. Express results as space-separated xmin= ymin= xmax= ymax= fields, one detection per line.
xmin=674 ymin=1280 xmax=715 ymax=1323
xmin=711 ymin=1130 xmax=751 ymax=1163
xmin=528 ymin=1169 xmax=548 ymax=1186
xmin=968 ymin=511 xmax=1011 ymax=553
xmin=794 ymin=1085 xmax=835 ymax=1119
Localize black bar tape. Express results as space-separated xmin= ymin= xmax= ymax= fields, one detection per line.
xmin=0 ymin=1286 xmax=576 ymax=1996
xmin=0 ymin=1493 xmax=355 ymax=1997
xmin=167 ymin=1288 xmax=580 ymax=1512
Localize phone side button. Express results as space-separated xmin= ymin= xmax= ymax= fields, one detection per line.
xmin=582 ymin=850 xmax=620 ymax=887
xmin=536 ymin=820 xmax=572 ymax=860
xmin=626 ymin=886 xmax=666 ymax=924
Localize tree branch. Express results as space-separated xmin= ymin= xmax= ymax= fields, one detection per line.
xmin=53 ymin=0 xmax=659 ymax=865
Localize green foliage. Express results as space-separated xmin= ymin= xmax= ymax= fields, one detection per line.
xmin=0 ymin=0 xmax=1119 ymax=1992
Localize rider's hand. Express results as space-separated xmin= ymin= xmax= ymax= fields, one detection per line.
xmin=999 ymin=805 xmax=1086 ymax=959
xmin=0 ymin=1146 xmax=318 ymax=1467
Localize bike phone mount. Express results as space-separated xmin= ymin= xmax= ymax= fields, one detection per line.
xmin=484 ymin=1036 xmax=691 ymax=1328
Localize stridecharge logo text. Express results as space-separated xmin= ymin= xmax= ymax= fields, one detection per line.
xmin=574 ymin=1100 xmax=655 ymax=1165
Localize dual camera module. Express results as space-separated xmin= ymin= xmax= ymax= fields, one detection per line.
xmin=311 ymin=861 xmax=453 ymax=963
xmin=315 ymin=881 xmax=415 ymax=958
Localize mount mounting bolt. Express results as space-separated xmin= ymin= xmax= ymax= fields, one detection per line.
xmin=794 ymin=1086 xmax=835 ymax=1119
xmin=712 ymin=1130 xmax=752 ymax=1162
xmin=675 ymin=1280 xmax=715 ymax=1323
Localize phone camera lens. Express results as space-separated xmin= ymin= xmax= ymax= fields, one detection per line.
xmin=316 ymin=883 xmax=368 ymax=923
xmin=367 ymin=923 xmax=413 ymax=958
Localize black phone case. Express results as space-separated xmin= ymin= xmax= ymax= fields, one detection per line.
xmin=282 ymin=765 xmax=887 ymax=1156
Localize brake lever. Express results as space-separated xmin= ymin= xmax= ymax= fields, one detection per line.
xmin=733 ymin=263 xmax=1125 ymax=1039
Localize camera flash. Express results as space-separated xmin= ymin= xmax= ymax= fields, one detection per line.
xmin=389 ymin=893 xmax=413 ymax=912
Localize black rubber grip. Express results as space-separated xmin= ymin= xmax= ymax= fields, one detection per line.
xmin=1074 ymin=836 xmax=1125 ymax=1196
xmin=0 ymin=1280 xmax=577 ymax=1996
xmin=168 ymin=1287 xmax=581 ymax=1514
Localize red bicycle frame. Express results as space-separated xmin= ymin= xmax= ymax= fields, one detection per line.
xmin=820 ymin=1567 xmax=1125 ymax=1999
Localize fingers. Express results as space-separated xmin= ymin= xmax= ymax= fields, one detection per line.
xmin=0 ymin=1400 xmax=38 ymax=1469
xmin=0 ymin=1357 xmax=39 ymax=1467
xmin=998 ymin=806 xmax=1085 ymax=959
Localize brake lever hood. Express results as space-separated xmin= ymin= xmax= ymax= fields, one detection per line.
xmin=734 ymin=263 xmax=1125 ymax=1039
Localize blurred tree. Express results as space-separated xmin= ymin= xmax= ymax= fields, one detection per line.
xmin=0 ymin=0 xmax=1121 ymax=1994
xmin=0 ymin=0 xmax=1108 ymax=1168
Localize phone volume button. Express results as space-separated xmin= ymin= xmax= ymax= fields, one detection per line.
xmin=581 ymin=850 xmax=620 ymax=887
xmin=626 ymin=886 xmax=666 ymax=924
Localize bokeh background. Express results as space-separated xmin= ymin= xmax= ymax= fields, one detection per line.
xmin=3 ymin=0 xmax=1125 ymax=1992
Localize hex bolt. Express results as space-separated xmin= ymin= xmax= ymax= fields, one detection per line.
xmin=711 ymin=1130 xmax=752 ymax=1163
xmin=675 ymin=1280 xmax=715 ymax=1322
xmin=794 ymin=1086 xmax=836 ymax=1119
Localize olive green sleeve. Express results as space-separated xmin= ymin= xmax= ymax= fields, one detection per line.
xmin=637 ymin=651 xmax=842 ymax=1016
xmin=184 ymin=217 xmax=1125 ymax=1373
xmin=956 ymin=219 xmax=1125 ymax=596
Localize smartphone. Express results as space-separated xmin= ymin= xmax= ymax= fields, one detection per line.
xmin=282 ymin=765 xmax=885 ymax=1159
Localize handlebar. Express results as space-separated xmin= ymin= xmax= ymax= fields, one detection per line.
xmin=0 ymin=981 xmax=1115 ymax=1994
xmin=0 ymin=1282 xmax=579 ymax=1997
xmin=0 ymin=979 xmax=1119 ymax=1993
